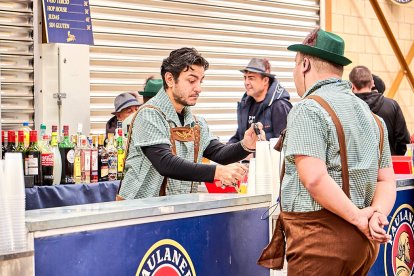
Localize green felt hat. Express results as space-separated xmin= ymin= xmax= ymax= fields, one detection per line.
xmin=138 ymin=79 xmax=163 ymax=97
xmin=287 ymin=29 xmax=352 ymax=66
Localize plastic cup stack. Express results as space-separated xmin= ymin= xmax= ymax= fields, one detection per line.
xmin=269 ymin=138 xmax=283 ymax=203
xmin=247 ymin=158 xmax=256 ymax=194
xmin=255 ymin=141 xmax=274 ymax=195
xmin=0 ymin=152 xmax=27 ymax=254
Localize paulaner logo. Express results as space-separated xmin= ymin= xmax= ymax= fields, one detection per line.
xmin=136 ymin=239 xmax=196 ymax=276
xmin=384 ymin=204 xmax=414 ymax=276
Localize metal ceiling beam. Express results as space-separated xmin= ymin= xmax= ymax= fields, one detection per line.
xmin=387 ymin=42 xmax=414 ymax=98
xmin=369 ymin=0 xmax=414 ymax=96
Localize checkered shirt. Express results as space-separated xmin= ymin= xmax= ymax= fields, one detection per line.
xmin=119 ymin=89 xmax=216 ymax=199
xmin=281 ymin=78 xmax=392 ymax=212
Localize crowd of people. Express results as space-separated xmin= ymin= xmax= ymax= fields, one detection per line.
xmin=103 ymin=27 xmax=403 ymax=274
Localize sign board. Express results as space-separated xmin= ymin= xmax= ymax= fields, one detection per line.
xmin=34 ymin=208 xmax=269 ymax=275
xmin=42 ymin=0 xmax=94 ymax=45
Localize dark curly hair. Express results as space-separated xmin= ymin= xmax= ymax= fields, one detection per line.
xmin=160 ymin=47 xmax=209 ymax=89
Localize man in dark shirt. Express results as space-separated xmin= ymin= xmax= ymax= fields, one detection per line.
xmin=228 ymin=58 xmax=292 ymax=143
xmin=349 ymin=66 xmax=410 ymax=155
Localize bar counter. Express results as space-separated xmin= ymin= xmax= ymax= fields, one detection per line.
xmin=26 ymin=193 xmax=271 ymax=276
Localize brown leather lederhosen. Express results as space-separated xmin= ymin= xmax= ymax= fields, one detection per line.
xmin=116 ymin=105 xmax=200 ymax=199
xmin=258 ymin=95 xmax=384 ymax=275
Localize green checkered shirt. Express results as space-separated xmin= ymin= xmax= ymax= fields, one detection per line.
xmin=281 ymin=78 xmax=392 ymax=212
xmin=119 ymin=89 xmax=215 ymax=199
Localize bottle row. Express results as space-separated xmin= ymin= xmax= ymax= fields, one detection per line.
xmin=1 ymin=124 xmax=125 ymax=186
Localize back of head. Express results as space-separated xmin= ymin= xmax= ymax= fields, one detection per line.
xmin=160 ymin=47 xmax=209 ymax=89
xmin=372 ymin=74 xmax=386 ymax=94
xmin=139 ymin=76 xmax=163 ymax=101
xmin=349 ymin=65 xmax=373 ymax=90
xmin=287 ymin=28 xmax=351 ymax=75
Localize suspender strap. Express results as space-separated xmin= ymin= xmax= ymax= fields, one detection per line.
xmin=371 ymin=113 xmax=384 ymax=165
xmin=118 ymin=105 xmax=201 ymax=196
xmin=307 ymin=95 xmax=350 ymax=197
xmin=276 ymin=96 xmax=384 ymax=203
xmin=117 ymin=105 xmax=162 ymax=195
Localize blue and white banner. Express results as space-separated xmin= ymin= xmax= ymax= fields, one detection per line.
xmin=42 ymin=0 xmax=94 ymax=45
xmin=34 ymin=208 xmax=269 ymax=275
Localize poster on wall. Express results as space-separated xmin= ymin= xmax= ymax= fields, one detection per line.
xmin=42 ymin=0 xmax=94 ymax=45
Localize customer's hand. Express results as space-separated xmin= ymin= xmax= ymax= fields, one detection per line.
xmin=214 ymin=163 xmax=248 ymax=187
xmin=369 ymin=212 xmax=390 ymax=244
xmin=353 ymin=206 xmax=376 ymax=240
xmin=242 ymin=122 xmax=266 ymax=149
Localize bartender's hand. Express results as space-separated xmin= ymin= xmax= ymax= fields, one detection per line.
xmin=214 ymin=163 xmax=248 ymax=187
xmin=242 ymin=122 xmax=266 ymax=150
xmin=368 ymin=211 xmax=390 ymax=244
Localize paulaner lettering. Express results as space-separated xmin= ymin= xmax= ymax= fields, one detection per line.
xmin=141 ymin=246 xmax=192 ymax=276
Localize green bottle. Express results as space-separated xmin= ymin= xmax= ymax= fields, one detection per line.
xmin=25 ymin=130 xmax=41 ymax=185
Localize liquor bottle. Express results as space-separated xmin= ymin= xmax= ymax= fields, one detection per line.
xmin=114 ymin=121 xmax=122 ymax=143
xmin=73 ymin=122 xmax=83 ymax=147
xmin=6 ymin=131 xmax=17 ymax=153
xmin=59 ymin=125 xmax=75 ymax=184
xmin=106 ymin=133 xmax=117 ymax=181
xmin=40 ymin=135 xmax=54 ymax=186
xmin=90 ymin=135 xmax=99 ymax=183
xmin=25 ymin=130 xmax=41 ymax=185
xmin=80 ymin=136 xmax=91 ymax=183
xmin=51 ymin=125 xmax=62 ymax=185
xmin=1 ymin=130 xmax=5 ymax=159
xmin=73 ymin=138 xmax=82 ymax=184
xmin=16 ymin=130 xmax=26 ymax=171
xmin=116 ymin=129 xmax=125 ymax=180
xmin=98 ymin=134 xmax=109 ymax=181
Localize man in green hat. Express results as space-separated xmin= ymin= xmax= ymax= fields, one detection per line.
xmin=139 ymin=76 xmax=163 ymax=103
xmin=262 ymin=28 xmax=396 ymax=274
xmin=122 ymin=77 xmax=163 ymax=136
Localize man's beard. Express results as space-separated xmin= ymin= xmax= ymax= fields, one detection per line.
xmin=174 ymin=94 xmax=196 ymax=107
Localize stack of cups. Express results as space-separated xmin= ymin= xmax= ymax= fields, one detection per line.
xmin=247 ymin=158 xmax=256 ymax=194
xmin=255 ymin=141 xmax=274 ymax=195
xmin=269 ymin=138 xmax=283 ymax=206
xmin=0 ymin=153 xmax=27 ymax=253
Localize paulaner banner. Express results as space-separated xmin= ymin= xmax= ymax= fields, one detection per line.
xmin=42 ymin=0 xmax=94 ymax=45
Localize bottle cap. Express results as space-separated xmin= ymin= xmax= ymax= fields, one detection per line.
xmin=8 ymin=131 xmax=16 ymax=142
xmin=29 ymin=130 xmax=37 ymax=142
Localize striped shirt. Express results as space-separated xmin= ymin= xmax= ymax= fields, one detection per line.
xmin=119 ymin=89 xmax=215 ymax=199
xmin=281 ymin=78 xmax=392 ymax=212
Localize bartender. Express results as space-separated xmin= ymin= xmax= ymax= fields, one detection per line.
xmin=118 ymin=47 xmax=264 ymax=199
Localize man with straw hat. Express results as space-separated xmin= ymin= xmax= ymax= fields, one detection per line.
xmin=258 ymin=28 xmax=396 ymax=274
